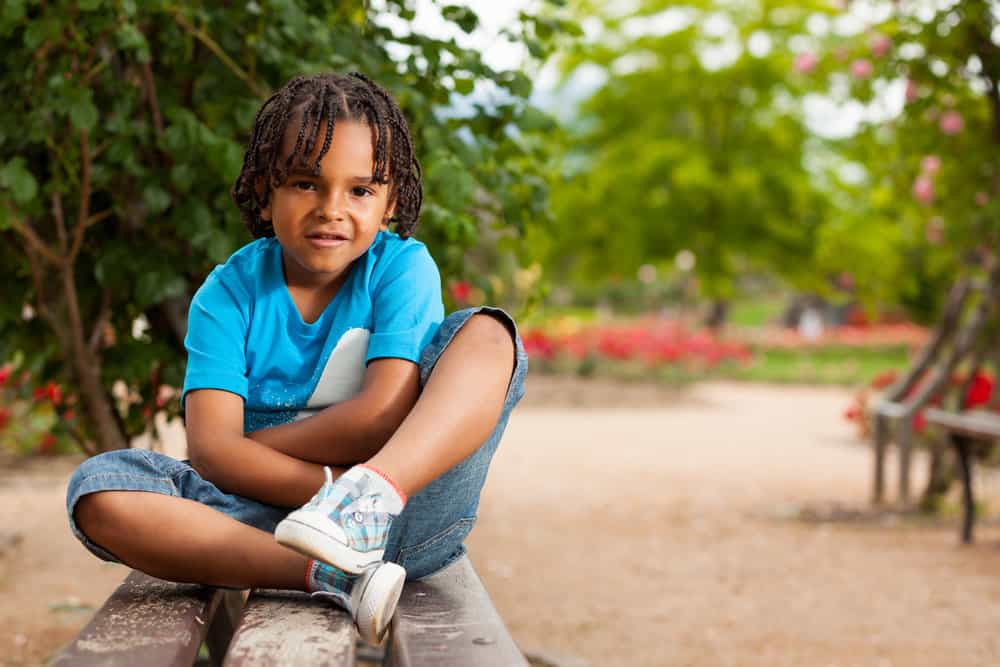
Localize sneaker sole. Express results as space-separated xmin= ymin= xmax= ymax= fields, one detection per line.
xmin=355 ymin=562 xmax=406 ymax=645
xmin=275 ymin=512 xmax=383 ymax=574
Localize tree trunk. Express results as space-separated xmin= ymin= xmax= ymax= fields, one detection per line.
xmin=60 ymin=267 xmax=128 ymax=451
xmin=703 ymin=299 xmax=729 ymax=331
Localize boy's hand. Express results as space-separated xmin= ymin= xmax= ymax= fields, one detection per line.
xmin=247 ymin=357 xmax=420 ymax=465
xmin=185 ymin=388 xmax=327 ymax=507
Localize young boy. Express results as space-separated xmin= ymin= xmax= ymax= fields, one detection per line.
xmin=66 ymin=72 xmax=527 ymax=644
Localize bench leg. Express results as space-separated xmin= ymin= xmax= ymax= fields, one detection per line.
xmin=898 ymin=419 xmax=913 ymax=507
xmin=954 ymin=436 xmax=975 ymax=544
xmin=206 ymin=589 xmax=245 ymax=666
xmin=873 ymin=413 xmax=889 ymax=505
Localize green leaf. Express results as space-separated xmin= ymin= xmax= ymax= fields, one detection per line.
xmin=453 ymin=77 xmax=475 ymax=95
xmin=78 ymin=0 xmax=103 ymax=10
xmin=116 ymin=23 xmax=150 ymax=62
xmin=0 ymin=157 xmax=38 ymax=205
xmin=498 ymin=71 xmax=532 ymax=98
xmin=441 ymin=6 xmax=479 ymax=33
xmin=143 ymin=185 xmax=172 ymax=215
xmin=69 ymin=97 xmax=98 ymax=132
xmin=0 ymin=0 xmax=25 ymax=37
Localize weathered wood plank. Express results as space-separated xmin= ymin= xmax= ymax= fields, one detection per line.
xmin=50 ymin=571 xmax=228 ymax=667
xmin=388 ymin=556 xmax=528 ymax=667
xmin=925 ymin=408 xmax=1000 ymax=439
xmin=222 ymin=590 xmax=355 ymax=666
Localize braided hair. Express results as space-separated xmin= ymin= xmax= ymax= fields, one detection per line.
xmin=232 ymin=72 xmax=422 ymax=239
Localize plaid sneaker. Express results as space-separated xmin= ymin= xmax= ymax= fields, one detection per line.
xmin=308 ymin=559 xmax=406 ymax=645
xmin=276 ymin=465 xmax=406 ymax=574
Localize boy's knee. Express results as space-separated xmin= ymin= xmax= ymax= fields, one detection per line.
xmin=74 ymin=491 xmax=127 ymax=543
xmin=462 ymin=313 xmax=516 ymax=358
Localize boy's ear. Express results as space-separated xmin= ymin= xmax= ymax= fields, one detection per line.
xmin=381 ymin=198 xmax=396 ymax=228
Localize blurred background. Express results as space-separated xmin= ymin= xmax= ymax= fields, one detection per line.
xmin=2 ymin=1 xmax=1000 ymax=665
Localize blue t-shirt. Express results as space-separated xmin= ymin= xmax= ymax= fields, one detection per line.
xmin=181 ymin=230 xmax=444 ymax=433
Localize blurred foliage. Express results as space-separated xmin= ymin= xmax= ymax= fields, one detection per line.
xmin=546 ymin=0 xmax=835 ymax=300
xmin=801 ymin=0 xmax=1000 ymax=323
xmin=0 ymin=0 xmax=570 ymax=451
xmin=544 ymin=0 xmax=999 ymax=322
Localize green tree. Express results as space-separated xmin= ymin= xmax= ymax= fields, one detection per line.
xmin=0 ymin=0 xmax=569 ymax=452
xmin=795 ymin=0 xmax=1000 ymax=320
xmin=547 ymin=0 xmax=834 ymax=305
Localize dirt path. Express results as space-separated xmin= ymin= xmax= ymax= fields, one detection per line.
xmin=2 ymin=377 xmax=999 ymax=666
xmin=470 ymin=378 xmax=1000 ymax=666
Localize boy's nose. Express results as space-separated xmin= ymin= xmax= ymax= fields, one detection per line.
xmin=316 ymin=190 xmax=346 ymax=221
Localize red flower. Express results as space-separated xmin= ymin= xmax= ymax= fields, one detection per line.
xmin=964 ymin=373 xmax=994 ymax=409
xmin=0 ymin=364 xmax=11 ymax=386
xmin=34 ymin=382 xmax=63 ymax=405
xmin=45 ymin=382 xmax=63 ymax=405
xmin=449 ymin=281 xmax=472 ymax=304
xmin=870 ymin=370 xmax=898 ymax=390
xmin=38 ymin=433 xmax=56 ymax=455
xmin=0 ymin=407 xmax=10 ymax=431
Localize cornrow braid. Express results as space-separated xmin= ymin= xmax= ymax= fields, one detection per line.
xmin=232 ymin=72 xmax=423 ymax=239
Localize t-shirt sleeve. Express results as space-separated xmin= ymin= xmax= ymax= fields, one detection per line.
xmin=366 ymin=244 xmax=444 ymax=364
xmin=181 ymin=270 xmax=251 ymax=405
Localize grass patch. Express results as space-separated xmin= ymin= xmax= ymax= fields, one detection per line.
xmin=719 ymin=345 xmax=911 ymax=386
xmin=728 ymin=297 xmax=786 ymax=328
xmin=534 ymin=344 xmax=910 ymax=387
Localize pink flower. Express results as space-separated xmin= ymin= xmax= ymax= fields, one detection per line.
xmin=912 ymin=175 xmax=934 ymax=205
xmin=850 ymin=59 xmax=873 ymax=79
xmin=905 ymin=78 xmax=919 ymax=103
xmin=869 ymin=33 xmax=891 ymax=58
xmin=794 ymin=52 xmax=818 ymax=74
xmin=939 ymin=110 xmax=964 ymax=135
xmin=975 ymin=191 xmax=990 ymax=206
xmin=920 ymin=155 xmax=941 ymax=174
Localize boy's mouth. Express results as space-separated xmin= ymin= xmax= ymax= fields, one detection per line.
xmin=306 ymin=230 xmax=349 ymax=247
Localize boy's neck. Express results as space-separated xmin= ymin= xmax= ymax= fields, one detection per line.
xmin=281 ymin=256 xmax=351 ymax=324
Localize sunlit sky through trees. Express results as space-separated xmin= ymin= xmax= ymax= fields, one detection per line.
xmin=384 ymin=0 xmax=998 ymax=138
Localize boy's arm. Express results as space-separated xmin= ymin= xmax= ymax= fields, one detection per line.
xmin=185 ymin=388 xmax=331 ymax=507
xmin=246 ymin=357 xmax=420 ymax=465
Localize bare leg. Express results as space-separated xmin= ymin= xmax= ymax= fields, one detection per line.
xmin=367 ymin=313 xmax=516 ymax=496
xmin=75 ymin=491 xmax=309 ymax=590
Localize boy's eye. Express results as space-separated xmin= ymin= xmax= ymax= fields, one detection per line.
xmin=351 ymin=186 xmax=374 ymax=197
xmin=291 ymin=180 xmax=316 ymax=191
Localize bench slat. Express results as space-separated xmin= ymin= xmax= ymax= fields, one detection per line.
xmin=388 ymin=556 xmax=528 ymax=667
xmin=50 ymin=571 xmax=230 ymax=667
xmin=925 ymin=408 xmax=1000 ymax=439
xmin=222 ymin=590 xmax=355 ymax=666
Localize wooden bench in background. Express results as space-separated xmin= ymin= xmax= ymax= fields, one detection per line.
xmin=50 ymin=556 xmax=527 ymax=666
xmin=925 ymin=408 xmax=1000 ymax=544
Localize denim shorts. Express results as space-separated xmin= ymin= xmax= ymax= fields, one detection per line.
xmin=66 ymin=306 xmax=527 ymax=581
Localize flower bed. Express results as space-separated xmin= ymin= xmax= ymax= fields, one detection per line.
xmin=523 ymin=318 xmax=753 ymax=377
xmin=524 ymin=317 xmax=926 ymax=386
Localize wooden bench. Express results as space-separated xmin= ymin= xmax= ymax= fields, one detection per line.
xmin=925 ymin=408 xmax=1000 ymax=544
xmin=872 ymin=267 xmax=1000 ymax=508
xmin=50 ymin=556 xmax=528 ymax=666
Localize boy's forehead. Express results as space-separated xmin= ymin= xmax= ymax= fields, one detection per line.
xmin=277 ymin=117 xmax=376 ymax=167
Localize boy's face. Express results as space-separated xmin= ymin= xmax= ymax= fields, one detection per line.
xmin=261 ymin=119 xmax=394 ymax=289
